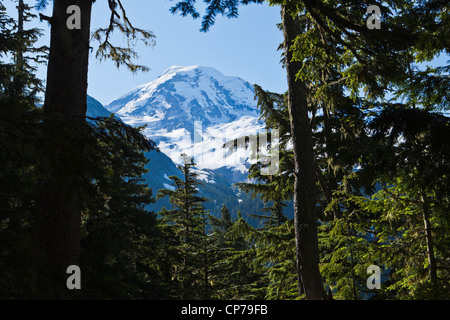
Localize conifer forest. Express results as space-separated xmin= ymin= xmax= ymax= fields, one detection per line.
xmin=0 ymin=0 xmax=449 ymax=302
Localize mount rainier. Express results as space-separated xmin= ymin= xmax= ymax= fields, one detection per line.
xmin=88 ymin=65 xmax=284 ymax=220
xmin=105 ymin=65 xmax=266 ymax=175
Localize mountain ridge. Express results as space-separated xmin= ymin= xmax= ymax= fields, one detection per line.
xmin=104 ymin=65 xmax=266 ymax=174
xmin=105 ymin=65 xmax=260 ymax=133
xmin=86 ymin=92 xmax=268 ymax=222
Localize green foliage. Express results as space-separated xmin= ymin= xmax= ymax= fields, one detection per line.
xmin=365 ymin=183 xmax=449 ymax=299
xmin=222 ymin=0 xmax=448 ymax=300
xmin=0 ymin=1 xmax=45 ymax=100
xmin=157 ymin=155 xmax=214 ymax=299
xmin=171 ymin=0 xmax=264 ymax=32
xmin=1 ymin=0 xmax=449 ymax=300
xmin=91 ymin=0 xmax=156 ymax=74
xmin=79 ymin=116 xmax=168 ymax=299
xmin=0 ymin=4 xmax=166 ymax=298
xmin=0 ymin=97 xmax=40 ymax=298
xmin=208 ymin=206 xmax=267 ymax=299
xmin=0 ymin=2 xmax=45 ymax=298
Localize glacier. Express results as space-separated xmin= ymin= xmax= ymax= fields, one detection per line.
xmin=86 ymin=66 xmax=272 ymax=221
xmin=105 ymin=65 xmax=268 ymax=175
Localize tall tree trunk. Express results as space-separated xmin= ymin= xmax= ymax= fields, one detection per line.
xmin=184 ymin=161 xmax=190 ymax=242
xmin=420 ymin=192 xmax=438 ymax=289
xmin=33 ymin=0 xmax=92 ymax=298
xmin=281 ymin=5 xmax=326 ymax=300
xmin=16 ymin=0 xmax=24 ymax=63
xmin=202 ymin=209 xmax=210 ymax=300
xmin=12 ymin=0 xmax=25 ymax=96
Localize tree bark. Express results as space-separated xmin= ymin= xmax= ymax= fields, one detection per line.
xmin=33 ymin=0 xmax=92 ymax=298
xmin=281 ymin=5 xmax=326 ymax=300
xmin=12 ymin=0 xmax=25 ymax=96
xmin=420 ymin=192 xmax=438 ymax=289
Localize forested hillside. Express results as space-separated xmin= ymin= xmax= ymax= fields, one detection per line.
xmin=0 ymin=0 xmax=448 ymax=300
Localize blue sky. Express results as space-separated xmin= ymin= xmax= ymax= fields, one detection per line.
xmin=88 ymin=1 xmax=286 ymax=105
xmin=5 ymin=1 xmax=448 ymax=106
xmin=5 ymin=0 xmax=286 ymax=105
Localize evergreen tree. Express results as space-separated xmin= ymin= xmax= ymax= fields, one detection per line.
xmin=1 ymin=0 xmax=447 ymax=300
xmin=157 ymin=155 xmax=213 ymax=299
xmin=33 ymin=1 xmax=95 ymax=286
xmin=0 ymin=0 xmax=44 ymax=100
xmin=79 ymin=117 xmax=166 ymax=299
xmin=212 ymin=205 xmax=234 ymax=235
xmin=32 ymin=0 xmax=155 ymax=298
xmin=356 ymin=106 xmax=450 ymax=299
xmin=171 ymin=0 xmax=449 ymax=300
xmin=207 ymin=205 xmax=266 ymax=299
xmin=1 ymin=2 xmax=162 ymax=298
xmin=0 ymin=0 xmax=44 ymax=298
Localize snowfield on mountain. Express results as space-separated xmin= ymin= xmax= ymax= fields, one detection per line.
xmin=105 ymin=65 xmax=266 ymax=173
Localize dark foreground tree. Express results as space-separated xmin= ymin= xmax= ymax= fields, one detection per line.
xmin=80 ymin=117 xmax=165 ymax=299
xmin=0 ymin=0 xmax=45 ymax=298
xmin=171 ymin=0 xmax=326 ymax=299
xmin=33 ymin=0 xmax=94 ymax=296
xmin=32 ymin=0 xmax=154 ymax=297
xmin=170 ymin=0 xmax=449 ymax=300
xmin=280 ymin=4 xmax=326 ymax=299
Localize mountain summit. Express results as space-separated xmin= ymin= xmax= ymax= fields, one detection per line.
xmin=105 ymin=65 xmax=265 ymax=173
xmin=106 ymin=65 xmax=259 ymax=135
xmin=91 ymin=67 xmax=273 ymax=220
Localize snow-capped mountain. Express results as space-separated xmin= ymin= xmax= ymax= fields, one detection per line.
xmin=87 ymin=93 xmax=267 ymax=220
xmin=107 ymin=65 xmax=258 ymax=130
xmin=105 ymin=65 xmax=266 ymax=175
